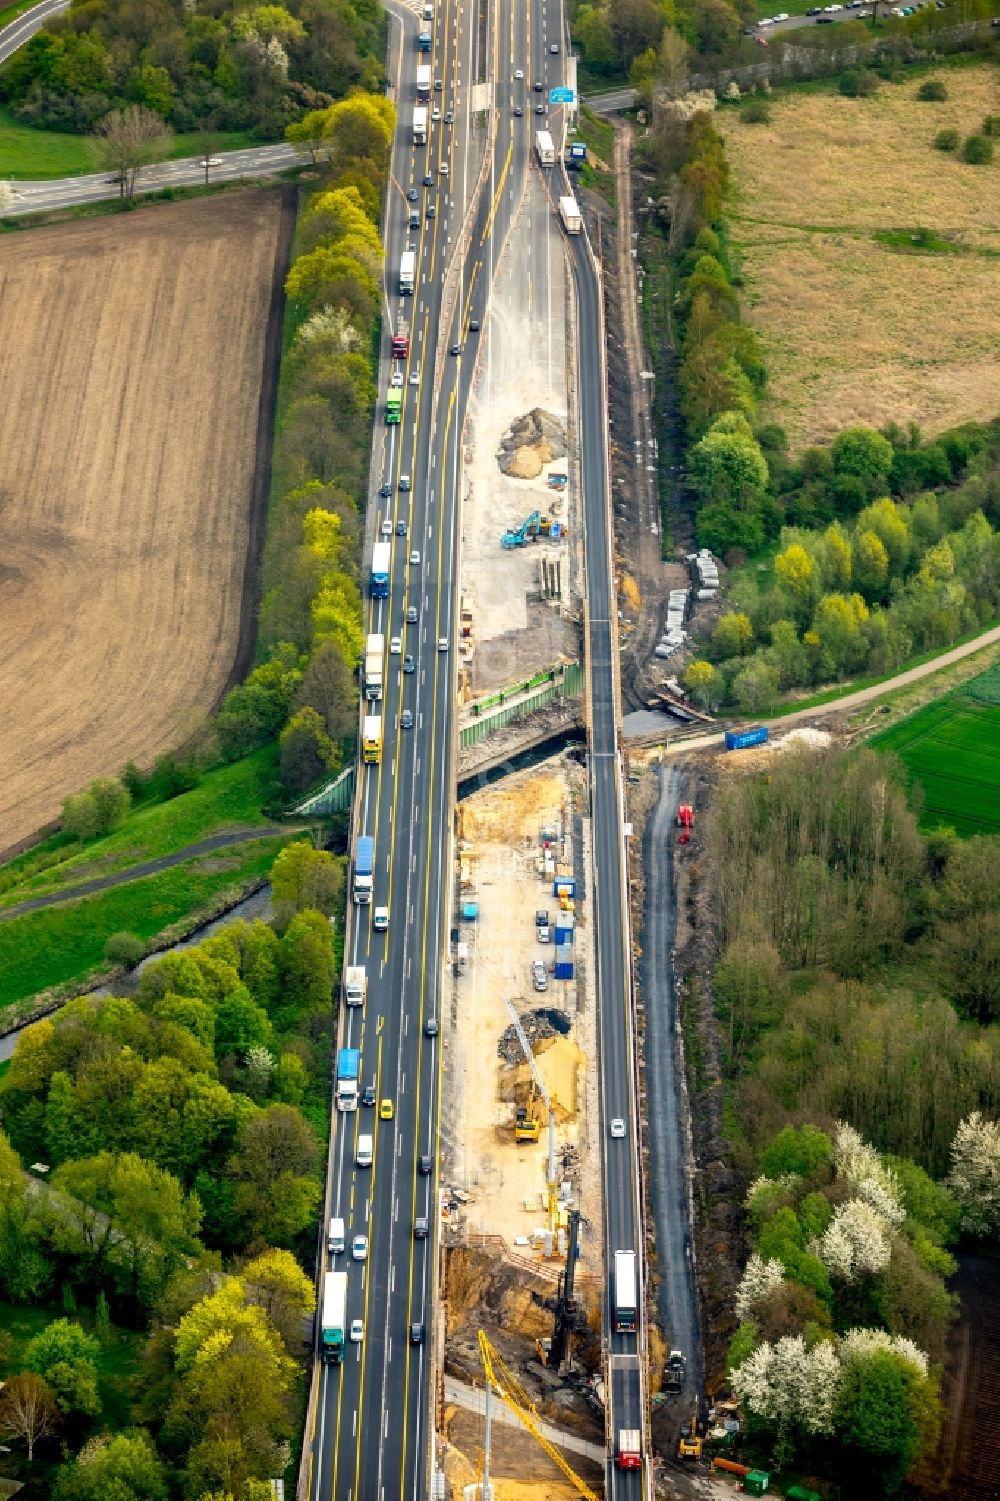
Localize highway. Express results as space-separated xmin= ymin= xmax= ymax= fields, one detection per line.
xmin=305 ymin=0 xmax=579 ymax=1493
xmin=562 ymin=191 xmax=648 ymax=1499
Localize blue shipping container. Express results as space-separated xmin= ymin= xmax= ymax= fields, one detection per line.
xmin=553 ymin=877 xmax=576 ymax=898
xmin=725 ymin=725 xmax=769 ymax=752
xmin=554 ymin=958 xmax=574 ymax=980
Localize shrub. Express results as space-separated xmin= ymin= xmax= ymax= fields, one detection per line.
xmin=982 ymin=115 xmax=1000 ymax=137
xmin=917 ymin=80 xmax=947 ymax=101
xmin=963 ymin=135 xmax=994 ymax=165
xmin=741 ymin=99 xmax=771 ymax=124
xmin=839 ymin=69 xmax=878 ymax=99
xmin=934 ymin=128 xmax=960 ymax=152
xmin=105 ymin=931 xmax=146 ymax=968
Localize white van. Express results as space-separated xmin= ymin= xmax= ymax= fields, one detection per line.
xmin=356 ymin=1134 xmax=373 ymax=1168
xmin=328 ymin=1216 xmax=345 ymax=1254
xmin=422 ymin=2 xmax=433 ymax=17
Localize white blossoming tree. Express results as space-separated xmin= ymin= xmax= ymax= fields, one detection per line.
xmin=735 ymin=1254 xmax=785 ymax=1323
xmin=839 ymin=1327 xmax=929 ymax=1379
xmin=731 ymin=1334 xmax=841 ymax=1462
xmin=834 ymin=1122 xmax=905 ymax=1226
xmin=817 ymin=1199 xmax=892 ymax=1281
xmin=947 ymin=1112 xmax=1000 ymax=1239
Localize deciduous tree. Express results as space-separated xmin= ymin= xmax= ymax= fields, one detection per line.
xmin=0 ymin=1371 xmax=59 ymax=1460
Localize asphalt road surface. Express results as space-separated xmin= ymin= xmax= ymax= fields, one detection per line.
xmin=0 ymin=0 xmax=68 ymax=66
xmin=5 ymin=144 xmax=301 ymax=214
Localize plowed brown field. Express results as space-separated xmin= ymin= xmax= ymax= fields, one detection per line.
xmin=0 ymin=188 xmax=294 ymax=854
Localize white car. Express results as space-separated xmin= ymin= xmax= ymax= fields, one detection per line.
xmin=350 ymin=1318 xmax=364 ymax=1343
xmin=381 ymin=518 xmax=392 ymax=537
xmin=610 ymin=1118 xmax=626 ymax=1139
xmin=390 ymin=371 xmax=404 ymax=388
xmin=439 ymin=161 xmax=449 ymax=175
xmin=409 ymin=367 xmax=420 ymax=386
xmin=352 ymin=1234 xmax=368 ymax=1261
xmin=410 ymin=549 xmax=421 ymax=566
xmin=437 ymin=636 xmax=449 ymax=652
xmin=514 ymin=67 xmax=524 ymax=79
xmin=390 ymin=635 xmax=402 ymax=654
xmin=432 ymin=106 xmax=441 ymax=120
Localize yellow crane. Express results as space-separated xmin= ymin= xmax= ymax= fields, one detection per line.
xmin=477 ymin=1329 xmax=601 ymax=1501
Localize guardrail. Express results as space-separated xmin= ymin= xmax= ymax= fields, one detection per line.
xmin=459 ymin=661 xmax=584 ymax=746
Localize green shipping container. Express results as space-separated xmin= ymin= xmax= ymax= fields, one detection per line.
xmin=745 ymin=1473 xmax=770 ymax=1498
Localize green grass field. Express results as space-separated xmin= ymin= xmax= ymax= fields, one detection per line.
xmin=0 ymin=747 xmax=281 ymax=906
xmin=0 ymin=836 xmax=288 ymax=1015
xmin=0 ymin=106 xmax=261 ymax=180
xmin=872 ymin=667 xmax=1000 ymax=835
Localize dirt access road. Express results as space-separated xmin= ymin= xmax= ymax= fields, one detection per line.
xmin=0 ymin=188 xmax=294 ymax=855
xmin=663 ymin=624 xmax=1000 ymax=754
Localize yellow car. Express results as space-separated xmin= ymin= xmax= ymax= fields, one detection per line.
xmin=379 ymin=1099 xmax=394 ymax=1121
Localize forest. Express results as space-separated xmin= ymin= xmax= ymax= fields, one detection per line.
xmin=0 ymin=840 xmax=342 ymax=1498
xmin=0 ymin=0 xmax=384 ymax=134
xmin=702 ymin=747 xmax=1000 ymax=1489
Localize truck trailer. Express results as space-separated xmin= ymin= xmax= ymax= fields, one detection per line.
xmin=415 ymin=64 xmax=431 ymax=99
xmin=370 ymin=547 xmax=390 ymax=601
xmin=535 ymin=129 xmax=555 ymax=166
xmin=399 ymin=249 xmax=416 ymax=295
xmin=558 ymin=195 xmax=581 ymax=233
xmin=614 ymin=1249 xmax=637 ymax=1334
xmin=353 ymin=835 xmax=374 ymax=904
xmin=413 ymin=105 xmax=428 ymax=145
xmin=335 ymin=1047 xmax=361 ymax=1110
xmin=364 ymin=633 xmax=384 ymax=698
xmin=616 ymin=1430 xmax=642 ymax=1470
xmin=320 ymin=1271 xmax=348 ymax=1363
xmin=344 ymin=965 xmax=367 ymax=1008
xmin=362 ymin=714 xmax=382 ymax=764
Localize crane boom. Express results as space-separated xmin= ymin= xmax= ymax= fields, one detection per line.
xmin=477 ymin=1329 xmax=601 ymax=1501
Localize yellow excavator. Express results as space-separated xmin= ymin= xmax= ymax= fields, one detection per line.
xmin=677 ymin=1401 xmax=703 ymax=1459
xmin=514 ymin=1078 xmax=541 ymax=1142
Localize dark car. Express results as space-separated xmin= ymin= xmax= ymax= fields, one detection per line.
xmin=401 ymin=708 xmax=414 ymax=729
xmin=424 ymin=1016 xmax=439 ymax=1036
xmin=469 ymin=318 xmax=480 ymax=332
xmin=408 ymin=210 xmax=420 ymax=228
xmin=414 ymin=1217 xmax=429 ymax=1240
xmin=361 ymin=1084 xmax=376 ymax=1107
xmin=418 ymin=1154 xmax=433 ymax=1175
xmin=426 ymin=204 xmax=437 ymax=219
xmin=422 ymin=173 xmax=434 ymax=186
xmin=379 ymin=481 xmax=392 ymax=498
xmin=434 ymin=77 xmax=443 ymax=91
xmin=445 ymin=110 xmax=454 ymax=123
xmin=407 ymin=187 xmax=418 ymax=202
xmin=450 ymin=342 xmax=462 ymax=355
xmin=410 ymin=1322 xmax=425 ymax=1344
xmin=514 ymin=106 xmax=524 ymax=116
xmin=403 ymin=654 xmax=415 ymax=674
xmin=533 ymin=79 xmax=543 ymax=91
xmin=396 ymin=518 xmax=407 ymax=536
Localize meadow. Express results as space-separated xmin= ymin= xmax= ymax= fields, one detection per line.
xmin=872 ymin=664 xmax=1000 ymax=836
xmin=719 ymin=62 xmax=1000 ymax=450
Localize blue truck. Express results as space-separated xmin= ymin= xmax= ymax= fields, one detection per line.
xmin=417 ymin=28 xmax=432 ymax=49
xmin=354 ymin=835 xmax=374 ymax=904
xmin=336 ymin=1047 xmax=361 ymax=1111
xmin=725 ymin=725 xmax=769 ymax=752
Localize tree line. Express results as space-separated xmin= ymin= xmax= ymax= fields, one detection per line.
xmin=212 ymin=92 xmax=394 ymax=802
xmin=701 ymin=751 xmax=1000 ymax=1489
xmin=684 ymin=425 xmax=1000 ymax=711
xmin=0 ymin=840 xmax=342 ymax=1497
xmin=0 ymin=0 xmax=383 ymax=136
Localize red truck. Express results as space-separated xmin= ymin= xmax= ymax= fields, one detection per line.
xmin=616 ymin=1429 xmax=642 ymax=1470
xmin=677 ymin=804 xmax=694 ymax=845
xmin=391 ymin=328 xmax=409 ymax=360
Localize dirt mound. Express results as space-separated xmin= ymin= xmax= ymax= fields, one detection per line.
xmin=497 ymin=408 xmax=567 ymax=480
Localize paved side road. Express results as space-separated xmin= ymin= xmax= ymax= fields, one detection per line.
xmin=442 ymin=1378 xmax=606 ymax=1463
xmin=665 ymin=623 xmax=1000 ymax=756
xmin=0 ymin=827 xmax=290 ymax=922
xmin=0 ymin=0 xmax=68 ymax=66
